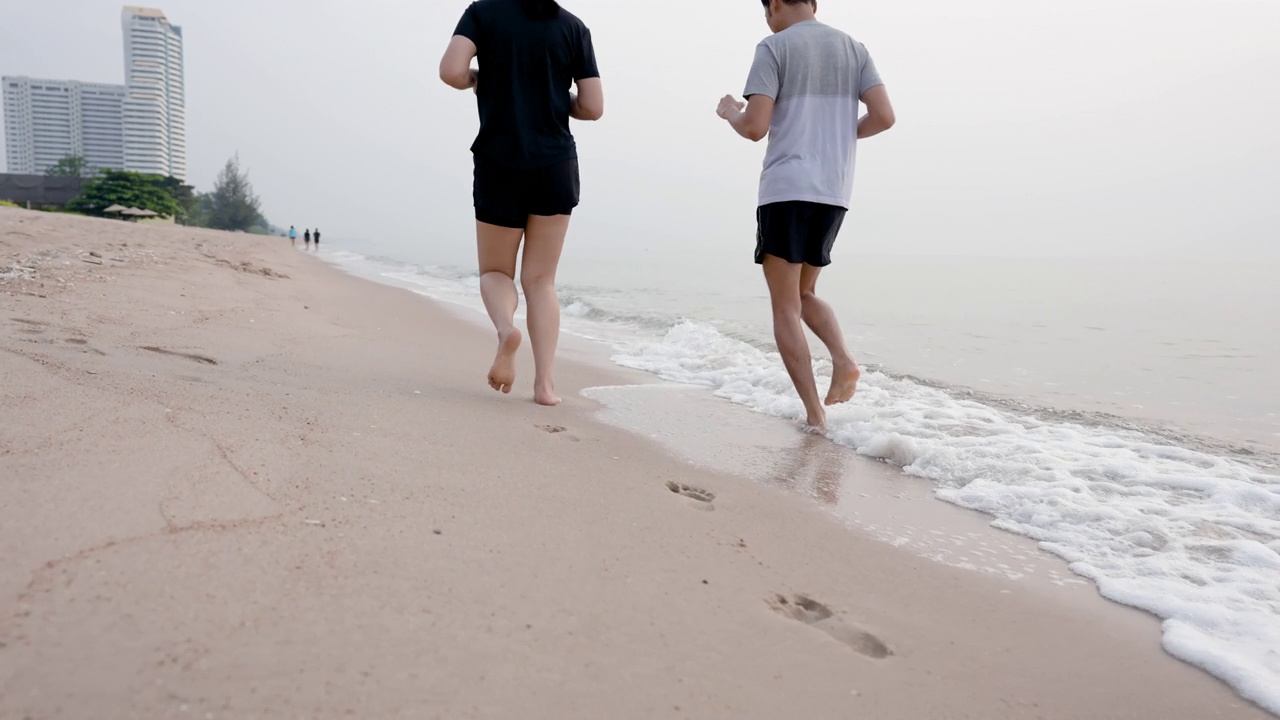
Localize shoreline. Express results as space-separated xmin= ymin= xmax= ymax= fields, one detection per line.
xmin=322 ymin=248 xmax=1280 ymax=464
xmin=1 ymin=207 xmax=1273 ymax=719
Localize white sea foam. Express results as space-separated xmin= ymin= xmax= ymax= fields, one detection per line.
xmin=612 ymin=320 xmax=1280 ymax=716
xmin=563 ymin=299 xmax=593 ymax=318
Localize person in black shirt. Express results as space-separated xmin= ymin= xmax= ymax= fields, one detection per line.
xmin=440 ymin=0 xmax=603 ymax=407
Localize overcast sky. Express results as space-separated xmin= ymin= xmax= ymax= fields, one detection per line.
xmin=2 ymin=0 xmax=1278 ymax=262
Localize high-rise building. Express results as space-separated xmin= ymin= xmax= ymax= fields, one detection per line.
xmin=2 ymin=78 xmax=126 ymax=175
xmin=122 ymin=6 xmax=186 ymax=180
xmin=1 ymin=6 xmax=186 ymax=180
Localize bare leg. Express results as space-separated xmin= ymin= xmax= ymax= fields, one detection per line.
xmin=520 ymin=214 xmax=570 ymax=406
xmin=799 ymin=264 xmax=860 ymax=405
xmin=763 ymin=255 xmax=826 ymax=432
xmin=476 ymin=221 xmax=525 ymax=394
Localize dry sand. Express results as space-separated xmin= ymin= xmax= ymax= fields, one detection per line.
xmin=0 ymin=207 xmax=1271 ymax=719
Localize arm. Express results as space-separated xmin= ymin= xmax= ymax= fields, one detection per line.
xmin=439 ymin=35 xmax=478 ymax=90
xmin=569 ymin=77 xmax=604 ymax=121
xmin=569 ymin=25 xmax=603 ymax=121
xmin=857 ymin=84 xmax=895 ymax=139
xmin=717 ymin=94 xmax=773 ymax=142
xmin=722 ymin=42 xmax=778 ymax=142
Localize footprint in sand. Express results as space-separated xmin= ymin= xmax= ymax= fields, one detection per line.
xmin=11 ymin=318 xmax=47 ymax=334
xmin=140 ymin=346 xmax=218 ymax=365
xmin=64 ymin=338 xmax=106 ymax=356
xmin=769 ymin=594 xmax=891 ymax=659
xmin=536 ymin=424 xmax=581 ymax=442
xmin=666 ymin=481 xmax=716 ymax=509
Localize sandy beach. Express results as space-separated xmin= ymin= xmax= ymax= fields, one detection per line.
xmin=0 ymin=206 xmax=1271 ymax=719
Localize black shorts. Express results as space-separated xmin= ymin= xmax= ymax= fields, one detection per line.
xmin=473 ymin=155 xmax=580 ymax=229
xmin=755 ymin=201 xmax=847 ymax=267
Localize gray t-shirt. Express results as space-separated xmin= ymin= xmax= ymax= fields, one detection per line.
xmin=744 ymin=20 xmax=883 ymax=209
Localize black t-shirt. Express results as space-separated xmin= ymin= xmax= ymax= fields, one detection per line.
xmin=453 ymin=0 xmax=599 ymax=169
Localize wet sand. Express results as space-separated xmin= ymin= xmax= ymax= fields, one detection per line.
xmin=0 ymin=206 xmax=1271 ymax=719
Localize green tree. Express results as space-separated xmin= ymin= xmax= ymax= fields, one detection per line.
xmin=207 ymin=154 xmax=265 ymax=231
xmin=155 ymin=175 xmax=198 ymax=222
xmin=187 ymin=191 xmax=214 ymax=227
xmin=46 ymin=155 xmax=92 ymax=178
xmin=67 ymin=170 xmax=182 ymax=218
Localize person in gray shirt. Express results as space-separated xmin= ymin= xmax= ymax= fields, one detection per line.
xmin=717 ymin=0 xmax=896 ymax=434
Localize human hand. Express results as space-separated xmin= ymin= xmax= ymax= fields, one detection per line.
xmin=717 ymin=95 xmax=745 ymax=119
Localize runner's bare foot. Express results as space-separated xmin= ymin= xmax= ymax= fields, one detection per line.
xmin=488 ymin=328 xmax=521 ymax=394
xmin=534 ymin=380 xmax=561 ymax=407
xmin=804 ymin=408 xmax=827 ymax=435
xmin=824 ymin=362 xmax=861 ymax=406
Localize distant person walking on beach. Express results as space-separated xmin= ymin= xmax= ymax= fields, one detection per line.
xmin=716 ymin=0 xmax=895 ymax=433
xmin=439 ymin=0 xmax=603 ymax=406
xmin=313 ymin=228 xmax=321 ymax=246
xmin=304 ymin=229 xmax=312 ymax=248
xmin=288 ymin=225 xmax=297 ymax=247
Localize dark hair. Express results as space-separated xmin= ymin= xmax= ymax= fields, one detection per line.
xmin=520 ymin=0 xmax=561 ymax=19
xmin=760 ymin=0 xmax=816 ymax=6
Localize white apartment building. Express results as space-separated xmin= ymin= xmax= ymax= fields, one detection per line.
xmin=1 ymin=6 xmax=186 ymax=180
xmin=2 ymin=78 xmax=126 ymax=175
xmin=122 ymin=6 xmax=186 ymax=180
